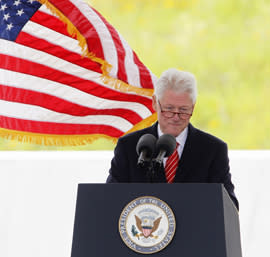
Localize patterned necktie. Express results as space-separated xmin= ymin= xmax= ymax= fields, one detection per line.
xmin=165 ymin=143 xmax=179 ymax=183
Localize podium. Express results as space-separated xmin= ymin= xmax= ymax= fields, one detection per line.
xmin=71 ymin=183 xmax=242 ymax=257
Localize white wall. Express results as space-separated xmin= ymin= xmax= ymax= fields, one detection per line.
xmin=0 ymin=150 xmax=269 ymax=257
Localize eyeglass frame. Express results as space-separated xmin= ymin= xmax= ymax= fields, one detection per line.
xmin=157 ymin=100 xmax=193 ymax=120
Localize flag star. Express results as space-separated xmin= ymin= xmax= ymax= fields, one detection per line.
xmin=1 ymin=3 xmax=7 ymax=11
xmin=3 ymin=13 xmax=10 ymax=21
xmin=16 ymin=9 xmax=24 ymax=16
xmin=14 ymin=0 xmax=21 ymax=6
xmin=28 ymin=0 xmax=36 ymax=3
xmin=7 ymin=23 xmax=14 ymax=31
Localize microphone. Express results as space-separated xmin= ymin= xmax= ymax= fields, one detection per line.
xmin=136 ymin=134 xmax=157 ymax=167
xmin=154 ymin=134 xmax=176 ymax=167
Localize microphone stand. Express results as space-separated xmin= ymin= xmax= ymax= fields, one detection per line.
xmin=139 ymin=160 xmax=155 ymax=183
xmin=140 ymin=158 xmax=166 ymax=183
xmin=138 ymin=156 xmax=165 ymax=183
xmin=146 ymin=160 xmax=155 ymax=183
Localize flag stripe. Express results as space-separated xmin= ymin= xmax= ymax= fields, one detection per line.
xmin=91 ymin=6 xmax=153 ymax=88
xmin=24 ymin=20 xmax=82 ymax=55
xmin=49 ymin=0 xmax=106 ymax=60
xmin=0 ymin=39 xmax=153 ymax=102
xmin=0 ymin=85 xmax=142 ymax=124
xmin=0 ymin=100 xmax=133 ymax=129
xmin=133 ymin=51 xmax=155 ymax=89
xmin=0 ymin=68 xmax=151 ymax=118
xmin=92 ymin=6 xmax=156 ymax=88
xmin=17 ymin=31 xmax=102 ymax=73
xmin=0 ymin=53 xmax=153 ymax=109
xmin=0 ymin=115 xmax=123 ymax=136
xmin=31 ymin=8 xmax=75 ymax=39
xmin=91 ymin=7 xmax=129 ymax=84
xmin=18 ymin=18 xmax=102 ymax=71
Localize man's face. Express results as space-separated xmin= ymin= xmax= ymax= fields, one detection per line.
xmin=152 ymin=89 xmax=194 ymax=137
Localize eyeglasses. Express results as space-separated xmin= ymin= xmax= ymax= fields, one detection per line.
xmin=158 ymin=100 xmax=193 ymax=120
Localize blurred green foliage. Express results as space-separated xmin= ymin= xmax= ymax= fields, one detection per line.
xmin=1 ymin=0 xmax=269 ymax=150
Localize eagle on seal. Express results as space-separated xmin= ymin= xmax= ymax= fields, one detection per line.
xmin=135 ymin=215 xmax=162 ymax=239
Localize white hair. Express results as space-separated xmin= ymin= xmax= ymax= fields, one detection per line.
xmin=154 ymin=68 xmax=197 ymax=104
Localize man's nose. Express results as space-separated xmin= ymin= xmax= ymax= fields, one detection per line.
xmin=172 ymin=113 xmax=181 ymax=121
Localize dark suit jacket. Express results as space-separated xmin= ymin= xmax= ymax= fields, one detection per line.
xmin=106 ymin=122 xmax=239 ymax=210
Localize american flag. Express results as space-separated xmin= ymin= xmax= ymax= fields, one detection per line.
xmin=0 ymin=0 xmax=157 ymax=146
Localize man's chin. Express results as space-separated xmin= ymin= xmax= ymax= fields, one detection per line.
xmin=164 ymin=128 xmax=182 ymax=137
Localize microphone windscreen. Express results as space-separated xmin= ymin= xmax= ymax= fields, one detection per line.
xmin=136 ymin=134 xmax=157 ymax=157
xmin=156 ymin=134 xmax=176 ymax=157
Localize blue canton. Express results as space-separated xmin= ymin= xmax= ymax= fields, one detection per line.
xmin=0 ymin=0 xmax=41 ymax=41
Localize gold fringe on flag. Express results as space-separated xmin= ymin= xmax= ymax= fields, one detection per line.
xmin=101 ymin=74 xmax=154 ymax=97
xmin=124 ymin=113 xmax=157 ymax=135
xmin=0 ymin=128 xmax=118 ymax=147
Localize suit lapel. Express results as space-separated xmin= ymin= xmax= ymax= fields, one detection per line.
xmin=174 ymin=123 xmax=196 ymax=182
xmin=149 ymin=122 xmax=167 ymax=182
xmin=148 ymin=122 xmax=159 ymax=138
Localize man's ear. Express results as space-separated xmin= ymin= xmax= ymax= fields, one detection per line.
xmin=191 ymin=103 xmax=196 ymax=115
xmin=192 ymin=103 xmax=195 ymax=112
xmin=152 ymin=95 xmax=157 ymax=112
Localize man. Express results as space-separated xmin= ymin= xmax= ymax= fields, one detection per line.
xmin=106 ymin=68 xmax=239 ymax=210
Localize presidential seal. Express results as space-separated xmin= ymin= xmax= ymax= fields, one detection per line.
xmin=118 ymin=196 xmax=176 ymax=254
